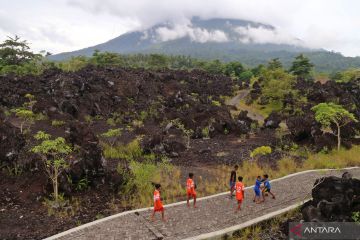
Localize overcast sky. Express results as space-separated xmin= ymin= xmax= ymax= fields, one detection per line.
xmin=1 ymin=0 xmax=359 ymax=56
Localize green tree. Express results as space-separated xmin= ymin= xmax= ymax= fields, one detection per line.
xmin=11 ymin=93 xmax=37 ymax=133
xmin=223 ymin=62 xmax=244 ymax=78
xmin=204 ymin=59 xmax=224 ymax=74
xmin=260 ymin=68 xmax=296 ymax=102
xmin=12 ymin=109 xmax=35 ymax=133
xmin=312 ymin=103 xmax=358 ymax=150
xmin=31 ymin=131 xmax=72 ymax=202
xmin=267 ymin=58 xmax=283 ymax=70
xmin=0 ymin=35 xmax=40 ymax=66
xmin=289 ymin=54 xmax=314 ymax=79
xmin=238 ymin=70 xmax=254 ymax=82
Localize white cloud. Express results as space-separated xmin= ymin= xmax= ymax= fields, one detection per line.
xmin=1 ymin=0 xmax=360 ymax=56
xmin=234 ymin=25 xmax=303 ymax=46
xmin=155 ymin=24 xmax=228 ymax=43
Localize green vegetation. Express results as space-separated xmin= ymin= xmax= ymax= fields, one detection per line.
xmin=102 ymin=138 xmax=153 ymax=161
xmin=260 ymin=68 xmax=296 ymax=103
xmin=11 ymin=93 xmax=38 ymax=133
xmin=331 ymin=68 xmax=360 ymax=83
xmin=170 ymin=119 xmax=194 ymax=148
xmin=230 ymin=208 xmax=301 ymax=240
xmin=250 ymin=146 xmax=272 ymax=161
xmin=0 ymin=35 xmax=40 ymax=66
xmin=51 ymin=120 xmax=66 ymax=127
xmin=0 ymin=36 xmax=52 ymax=75
xmin=352 ymin=212 xmax=360 ymax=223
xmin=289 ymin=54 xmax=314 ymax=80
xmin=100 ymin=128 xmax=122 ymax=147
xmin=312 ymin=103 xmax=358 ymax=150
xmin=31 ymin=131 xmax=72 ymax=202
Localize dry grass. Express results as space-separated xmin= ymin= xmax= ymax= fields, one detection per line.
xmin=115 ymin=145 xmax=360 ymax=209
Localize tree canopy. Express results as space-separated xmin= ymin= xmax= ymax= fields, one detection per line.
xmin=312 ymin=103 xmax=358 ymax=150
xmin=289 ymin=54 xmax=314 ymax=80
xmin=0 ymin=35 xmax=40 ymax=66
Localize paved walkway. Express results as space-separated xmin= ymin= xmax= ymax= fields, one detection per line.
xmin=46 ymin=168 xmax=360 ymax=240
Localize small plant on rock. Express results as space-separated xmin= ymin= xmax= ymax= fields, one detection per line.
xmin=202 ymin=126 xmax=210 ymax=139
xmin=101 ymin=128 xmax=122 ymax=147
xmin=51 ymin=120 xmax=65 ymax=127
xmin=31 ymin=131 xmax=72 ymax=202
xmin=11 ymin=108 xmax=35 ymax=133
xmin=11 ymin=93 xmax=40 ymax=133
xmin=170 ymin=119 xmax=194 ymax=148
xmin=352 ymin=211 xmax=360 ymax=223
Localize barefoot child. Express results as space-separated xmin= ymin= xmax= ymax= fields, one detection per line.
xmin=186 ymin=173 xmax=197 ymax=208
xmin=235 ymin=176 xmax=245 ymax=212
xmin=262 ymin=174 xmax=275 ymax=201
xmin=253 ymin=176 xmax=262 ymax=204
xmin=229 ymin=165 xmax=239 ymax=198
xmin=151 ymin=184 xmax=165 ymax=221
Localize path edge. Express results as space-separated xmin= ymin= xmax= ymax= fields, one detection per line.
xmin=43 ymin=166 xmax=359 ymax=240
xmin=182 ymin=200 xmax=310 ymax=240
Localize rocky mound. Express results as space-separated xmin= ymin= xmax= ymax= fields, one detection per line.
xmin=0 ymin=66 xmax=242 ymax=191
xmin=302 ymin=172 xmax=360 ymax=222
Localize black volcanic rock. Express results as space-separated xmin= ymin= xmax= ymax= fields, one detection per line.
xmin=302 ymin=173 xmax=360 ymax=222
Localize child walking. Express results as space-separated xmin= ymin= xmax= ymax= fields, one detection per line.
xmin=235 ymin=176 xmax=245 ymax=212
xmin=151 ymin=184 xmax=165 ymax=221
xmin=186 ymin=173 xmax=197 ymax=208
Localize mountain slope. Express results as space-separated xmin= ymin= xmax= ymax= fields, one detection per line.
xmin=50 ymin=17 xmax=360 ymax=72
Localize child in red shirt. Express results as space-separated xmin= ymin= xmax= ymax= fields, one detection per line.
xmin=235 ymin=176 xmax=245 ymax=212
xmin=186 ymin=173 xmax=197 ymax=208
xmin=151 ymin=184 xmax=165 ymax=221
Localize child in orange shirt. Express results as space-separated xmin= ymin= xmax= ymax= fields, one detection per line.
xmin=151 ymin=184 xmax=165 ymax=221
xmin=186 ymin=173 xmax=197 ymax=208
xmin=235 ymin=176 xmax=245 ymax=212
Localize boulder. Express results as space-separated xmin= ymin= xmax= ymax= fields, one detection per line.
xmin=0 ymin=120 xmax=26 ymax=167
xmin=236 ymin=110 xmax=257 ymax=134
xmin=264 ymin=112 xmax=281 ymax=129
xmin=301 ymin=174 xmax=360 ymax=222
xmin=62 ymin=122 xmax=105 ymax=192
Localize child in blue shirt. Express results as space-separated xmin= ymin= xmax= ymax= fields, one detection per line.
xmin=262 ymin=174 xmax=275 ymax=201
xmin=253 ymin=176 xmax=262 ymax=204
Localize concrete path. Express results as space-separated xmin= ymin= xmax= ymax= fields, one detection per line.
xmin=226 ymin=90 xmax=265 ymax=123
xmin=45 ymin=167 xmax=360 ymax=240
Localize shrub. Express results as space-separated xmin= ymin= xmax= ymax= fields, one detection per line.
xmin=51 ymin=120 xmax=65 ymax=127
xmin=101 ymin=128 xmax=122 ymax=147
xmin=31 ymin=131 xmax=72 ymax=202
xmin=250 ymin=146 xmax=272 ymax=159
xmin=170 ymin=119 xmax=194 ymax=148
xmin=211 ymin=100 xmax=221 ymax=107
xmin=103 ymin=139 xmax=153 ymax=161
xmin=202 ymin=127 xmax=210 ymax=139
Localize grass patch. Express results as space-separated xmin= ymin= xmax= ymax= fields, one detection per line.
xmin=230 ymin=208 xmax=301 ymax=240
xmin=303 ymin=146 xmax=360 ymax=170
xmin=114 ymin=143 xmax=360 ymax=210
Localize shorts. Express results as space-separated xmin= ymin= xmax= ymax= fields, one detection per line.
xmin=154 ymin=206 xmax=164 ymax=212
xmin=187 ymin=190 xmax=196 ymax=198
xmin=254 ymin=188 xmax=261 ymax=197
xmin=237 ymin=199 xmax=243 ymax=203
xmin=262 ymin=187 xmax=271 ymax=193
xmin=230 ymin=181 xmax=235 ymax=189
